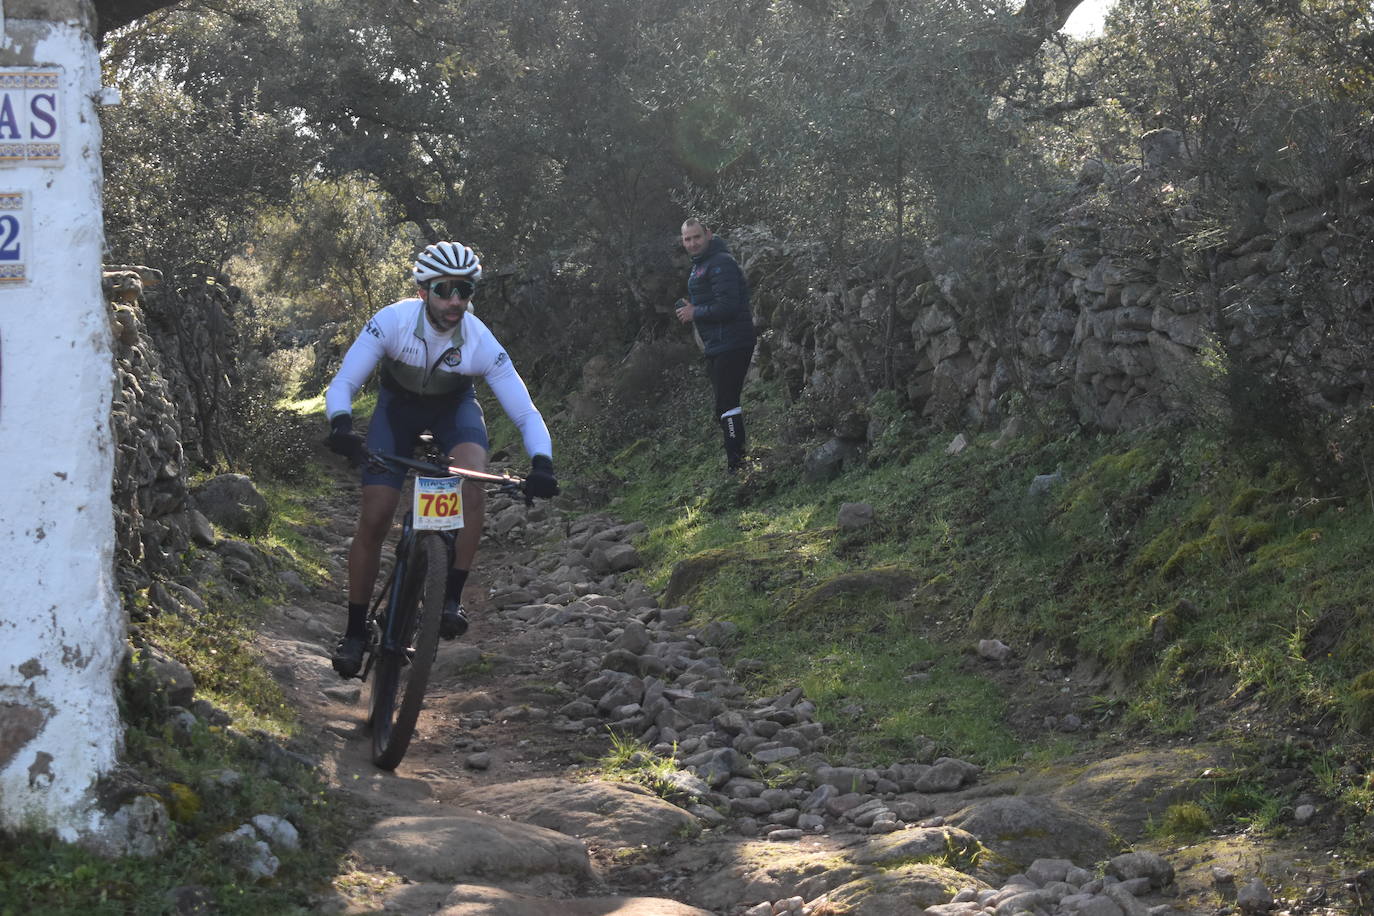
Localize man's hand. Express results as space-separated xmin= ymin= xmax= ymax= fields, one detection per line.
xmin=524 ymin=455 xmax=560 ymax=499
xmin=675 ymin=298 xmax=695 ymax=323
xmin=326 ymin=415 xmax=366 ymax=464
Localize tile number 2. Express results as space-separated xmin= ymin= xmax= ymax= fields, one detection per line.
xmin=0 ymin=215 xmax=20 ymax=262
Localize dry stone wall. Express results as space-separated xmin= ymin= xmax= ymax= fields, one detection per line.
xmin=105 ymin=267 xmax=246 ymax=595
xmin=733 ymin=137 xmax=1374 ymax=442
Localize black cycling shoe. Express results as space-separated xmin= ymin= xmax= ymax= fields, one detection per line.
xmin=439 ymin=600 xmax=468 ymax=640
xmin=331 ymin=635 xmax=366 ymax=678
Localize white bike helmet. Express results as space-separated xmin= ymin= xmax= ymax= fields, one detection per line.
xmin=413 ymin=241 xmax=482 ymax=284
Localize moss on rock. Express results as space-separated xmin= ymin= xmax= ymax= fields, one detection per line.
xmin=783 ymin=567 xmax=920 ymax=625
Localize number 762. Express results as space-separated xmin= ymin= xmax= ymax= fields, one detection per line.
xmin=419 ymin=491 xmax=461 ymax=517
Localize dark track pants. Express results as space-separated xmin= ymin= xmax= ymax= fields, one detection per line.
xmin=706 ymin=345 xmax=753 ymax=470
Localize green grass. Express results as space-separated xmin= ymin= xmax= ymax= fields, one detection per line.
xmin=550 ymin=372 xmax=1374 ymax=790
xmin=1148 ymin=801 xmax=1213 ymax=841
xmin=595 ymin=733 xmax=696 ymax=802
xmin=256 ymin=473 xmax=337 ymax=587
xmin=135 ymin=452 xmax=347 ymax=734
xmin=787 ymin=633 xmax=1019 ymax=764
xmin=0 ymin=828 xmax=318 ymax=916
xmin=137 ymin=606 xmax=295 ymax=734
xmin=284 ymin=391 xmax=326 ymax=415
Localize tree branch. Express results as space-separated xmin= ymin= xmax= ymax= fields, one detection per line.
xmin=93 ymin=0 xmax=186 ymax=39
xmin=1008 ymin=93 xmax=1100 ymax=122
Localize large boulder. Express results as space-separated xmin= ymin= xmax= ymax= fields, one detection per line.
xmin=450 ymin=778 xmax=699 ymax=850
xmin=191 ymin=474 xmax=270 ymax=536
xmin=945 ymin=795 xmax=1121 ymax=878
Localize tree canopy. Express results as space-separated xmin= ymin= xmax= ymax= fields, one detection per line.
xmin=99 ymin=0 xmax=1372 ymax=373
xmin=101 ymin=0 xmax=1083 ymax=271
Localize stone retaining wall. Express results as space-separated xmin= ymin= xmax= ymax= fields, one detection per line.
xmin=105 ymin=267 xmax=245 ymax=594
xmin=734 ymin=144 xmax=1374 ymax=441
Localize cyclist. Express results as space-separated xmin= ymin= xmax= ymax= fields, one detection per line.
xmin=323 ymin=241 xmax=559 ymax=678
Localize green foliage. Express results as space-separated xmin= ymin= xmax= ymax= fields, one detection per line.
xmin=137 ymin=589 xmax=292 ymax=729
xmin=1204 ymin=777 xmax=1287 ymax=834
xmin=0 ymin=830 xmax=283 ymax=916
xmin=230 ymin=394 xmax=322 ymax=483
xmin=783 ymin=568 xmax=921 ymax=626
xmin=254 ymin=475 xmax=337 ymax=584
xmin=102 ymin=0 xmax=1374 ymax=404
xmin=1093 ymin=0 xmax=1374 ymax=189
xmin=1342 ymin=670 xmax=1374 ymax=734
xmin=100 ymin=64 xmax=308 ymax=274
xmin=228 ymin=174 xmax=416 ymax=334
xmin=560 ymin=337 xmax=713 ymax=505
xmin=100 ymin=0 xmax=1111 ymax=376
xmin=865 ymin=390 xmax=923 ymax=466
xmin=1150 ymin=801 xmax=1213 ymax=840
xmin=699 ymin=0 xmax=1045 ymax=254
xmin=134 ymin=426 xmax=337 ymax=730
xmin=97 ymin=0 xmax=1374 ymax=876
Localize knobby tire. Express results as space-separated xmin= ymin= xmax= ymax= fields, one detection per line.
xmin=369 ymin=533 xmax=447 ymax=770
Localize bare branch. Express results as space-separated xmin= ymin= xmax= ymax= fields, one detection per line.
xmin=93 ymin=0 xmax=186 ymax=39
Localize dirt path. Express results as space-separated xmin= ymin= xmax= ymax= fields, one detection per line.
xmin=254 ymin=464 xmax=723 ymax=914
xmin=248 ymin=461 xmax=1363 ymax=916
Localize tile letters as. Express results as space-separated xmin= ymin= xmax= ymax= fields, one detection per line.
xmin=0 ymin=70 xmax=62 ymax=165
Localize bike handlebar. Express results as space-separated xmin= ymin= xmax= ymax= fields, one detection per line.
xmin=367 ymin=450 xmax=532 ymax=502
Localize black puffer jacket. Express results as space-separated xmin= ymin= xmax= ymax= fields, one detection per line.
xmin=687 ymin=236 xmax=755 ymax=356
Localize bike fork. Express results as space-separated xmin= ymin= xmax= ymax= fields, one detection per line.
xmin=377 ymin=518 xmax=422 ymax=662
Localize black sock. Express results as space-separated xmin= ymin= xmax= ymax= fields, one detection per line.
xmin=446 ymin=568 xmax=469 ymax=603
xmin=345 ymin=602 xmax=368 ymax=638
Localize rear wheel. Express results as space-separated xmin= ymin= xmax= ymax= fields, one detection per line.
xmin=369 ymin=533 xmax=447 ymax=769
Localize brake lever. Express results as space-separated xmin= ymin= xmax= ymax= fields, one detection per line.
xmin=363 ymin=451 xmax=391 ymax=475
xmin=504 ymin=480 xmax=533 ymax=507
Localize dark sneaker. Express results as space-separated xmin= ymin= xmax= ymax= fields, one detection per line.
xmin=331 ymin=635 xmax=366 ymax=678
xmin=440 ymin=600 xmax=468 ymax=640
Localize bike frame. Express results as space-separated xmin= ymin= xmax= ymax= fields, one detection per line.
xmin=358 ymin=448 xmax=511 ymax=682
xmin=357 ymin=444 xmax=528 ymax=769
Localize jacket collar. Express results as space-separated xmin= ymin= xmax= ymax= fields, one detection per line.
xmin=691 ymin=236 xmax=728 ymax=263
xmin=411 ymin=298 xmax=466 ymax=349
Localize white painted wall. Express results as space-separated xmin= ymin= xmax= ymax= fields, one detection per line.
xmin=0 ymin=2 xmax=125 ymax=840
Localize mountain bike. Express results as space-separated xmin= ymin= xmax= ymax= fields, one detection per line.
xmin=358 ymin=441 xmax=528 ymax=770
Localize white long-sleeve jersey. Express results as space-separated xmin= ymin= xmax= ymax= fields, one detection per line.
xmin=325 ymin=298 xmax=553 ymax=459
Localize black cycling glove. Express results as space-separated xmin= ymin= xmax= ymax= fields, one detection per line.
xmin=524 ymin=455 xmax=560 ymax=499
xmin=325 ymin=415 xmax=366 ymax=464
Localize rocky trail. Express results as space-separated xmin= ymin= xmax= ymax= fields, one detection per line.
xmin=247 ymin=459 xmax=1362 ymax=916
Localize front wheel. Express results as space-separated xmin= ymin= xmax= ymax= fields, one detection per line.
xmin=368 ymin=533 xmax=447 ymax=770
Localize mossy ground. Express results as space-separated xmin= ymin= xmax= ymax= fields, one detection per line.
xmin=554 ymin=371 xmax=1374 ymax=855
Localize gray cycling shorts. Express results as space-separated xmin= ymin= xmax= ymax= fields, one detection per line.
xmin=361 ymin=386 xmax=488 ymax=489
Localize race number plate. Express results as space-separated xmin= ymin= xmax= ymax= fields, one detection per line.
xmin=414 ymin=476 xmax=464 ymax=530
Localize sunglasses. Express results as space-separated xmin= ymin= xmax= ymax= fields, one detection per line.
xmin=428 ymin=279 xmax=476 ymax=300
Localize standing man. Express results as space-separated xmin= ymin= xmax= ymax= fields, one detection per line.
xmin=675 ymin=218 xmax=756 ymax=473
xmin=323 ymin=241 xmax=559 ymax=678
